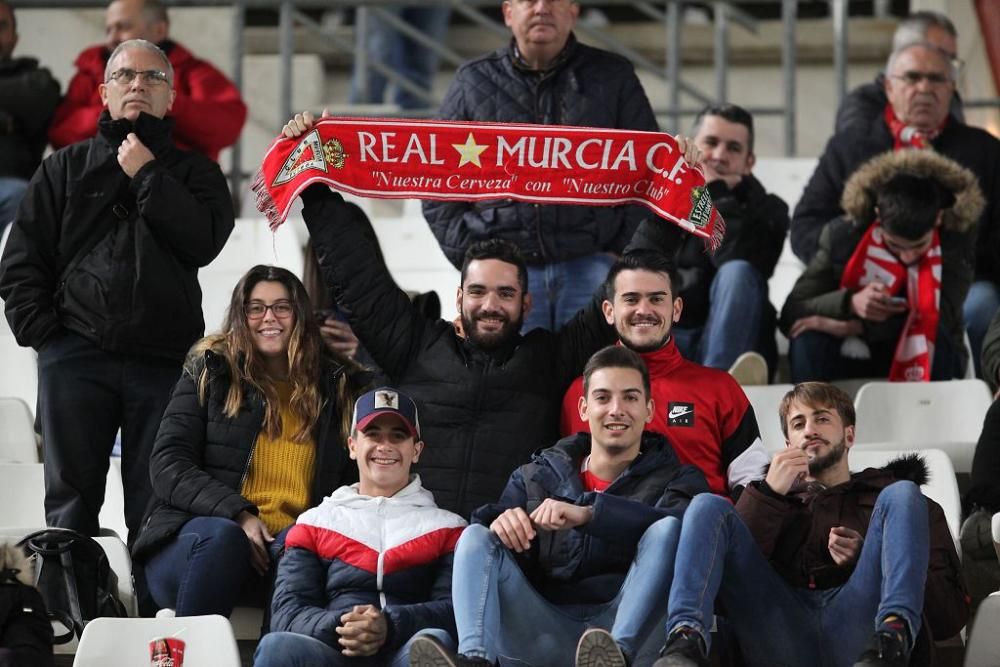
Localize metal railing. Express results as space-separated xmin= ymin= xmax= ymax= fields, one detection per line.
xmin=17 ymin=0 xmax=1000 ymax=201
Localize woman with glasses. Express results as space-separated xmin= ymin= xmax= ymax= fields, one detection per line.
xmin=131 ymin=265 xmax=371 ymax=620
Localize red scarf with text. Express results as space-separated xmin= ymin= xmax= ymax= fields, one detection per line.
xmin=253 ymin=117 xmax=725 ymax=248
xmin=883 ymin=105 xmax=945 ymax=150
xmin=840 ymin=223 xmax=942 ymax=382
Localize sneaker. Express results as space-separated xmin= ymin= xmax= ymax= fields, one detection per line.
xmin=852 ymin=630 xmax=909 ymax=667
xmin=653 ymin=627 xmax=709 ymax=667
xmin=728 ymin=351 xmax=769 ymax=386
xmin=575 ymin=627 xmax=627 ymax=667
xmin=409 ymin=635 xmax=496 ymax=667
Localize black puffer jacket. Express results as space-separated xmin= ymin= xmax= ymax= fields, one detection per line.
xmin=790 ymin=116 xmax=1000 ymax=286
xmin=0 ymin=111 xmax=234 ymax=361
xmin=303 ymin=186 xmax=647 ymax=519
xmin=672 ymin=175 xmax=788 ymax=327
xmin=422 ymin=36 xmax=658 ymax=268
xmin=0 ymin=56 xmax=60 ymax=180
xmin=131 ymin=350 xmax=369 ymax=562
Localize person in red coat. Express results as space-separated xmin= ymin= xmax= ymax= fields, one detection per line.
xmin=48 ymin=0 xmax=245 ymax=162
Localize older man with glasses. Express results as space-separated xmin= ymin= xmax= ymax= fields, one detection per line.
xmin=0 ymin=38 xmax=234 ymax=549
xmin=791 ymin=39 xmax=1000 ymax=379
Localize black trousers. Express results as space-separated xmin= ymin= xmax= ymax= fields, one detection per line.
xmin=36 ymin=331 xmax=180 ymax=542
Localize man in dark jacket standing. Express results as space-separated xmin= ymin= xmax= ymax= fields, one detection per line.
xmin=0 ymin=39 xmax=234 ymax=541
xmin=792 ymin=41 xmax=1000 ymax=377
xmin=671 ymin=104 xmax=788 ymax=375
xmin=423 ymin=0 xmax=664 ymax=331
xmin=410 ymin=346 xmax=708 ymax=667
xmin=0 ymin=0 xmax=59 ymax=231
xmin=655 ymin=382 xmax=967 ymax=667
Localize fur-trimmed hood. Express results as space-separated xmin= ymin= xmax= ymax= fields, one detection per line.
xmin=0 ymin=541 xmax=36 ymax=588
xmin=840 ymin=149 xmax=984 ymax=234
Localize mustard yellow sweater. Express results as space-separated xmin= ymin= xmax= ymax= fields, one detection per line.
xmin=241 ymin=382 xmax=316 ymax=534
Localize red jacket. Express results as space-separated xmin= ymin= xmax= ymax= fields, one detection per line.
xmin=48 ymin=40 xmax=246 ymax=161
xmin=560 ymin=338 xmax=769 ymax=497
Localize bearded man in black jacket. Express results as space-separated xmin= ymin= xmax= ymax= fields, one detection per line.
xmin=0 ymin=39 xmax=234 ymax=542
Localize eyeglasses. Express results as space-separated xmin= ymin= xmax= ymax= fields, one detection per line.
xmin=890 ymin=71 xmax=952 ymax=86
xmin=107 ymin=68 xmax=170 ymax=86
xmin=245 ymin=301 xmax=294 ymax=319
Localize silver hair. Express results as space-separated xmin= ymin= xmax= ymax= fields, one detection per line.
xmin=885 ymin=40 xmax=956 ymax=82
xmin=104 ymin=38 xmax=173 ymax=84
xmin=892 ymin=11 xmax=957 ymax=52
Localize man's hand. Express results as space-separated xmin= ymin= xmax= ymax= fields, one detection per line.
xmin=850 ymin=283 xmax=908 ymax=322
xmin=529 ymin=499 xmax=593 ymax=531
xmin=673 ymin=135 xmax=702 ymax=167
xmin=489 ymin=507 xmax=536 ymax=553
xmin=828 ymin=526 xmax=864 ymax=566
xmin=765 ymin=448 xmax=810 ymax=496
xmin=319 ymin=316 xmax=360 ymax=359
xmin=117 ymin=132 xmax=155 ymax=178
xmin=282 ymin=109 xmax=332 ymax=139
xmin=788 ymin=316 xmax=864 ymax=339
xmin=337 ymin=605 xmax=387 ymax=657
xmin=237 ymin=510 xmax=274 ymax=575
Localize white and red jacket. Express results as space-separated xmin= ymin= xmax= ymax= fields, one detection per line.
xmin=271 ymin=475 xmax=466 ymax=652
xmin=560 ymin=339 xmax=768 ymax=497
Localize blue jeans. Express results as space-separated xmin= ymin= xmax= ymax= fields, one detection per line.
xmin=451 ymin=518 xmax=680 ymax=666
xmin=788 ymin=322 xmax=964 ymax=383
xmin=672 ymin=260 xmax=768 ymax=370
xmin=964 ymin=280 xmax=1000 ymax=378
xmin=144 ymin=516 xmax=289 ymax=617
xmin=522 ymin=253 xmax=615 ymax=332
xmin=0 ymin=176 xmax=27 ymax=233
xmin=350 ymin=6 xmax=451 ymax=110
xmin=666 ymin=486 xmax=928 ymax=667
xmin=254 ymin=628 xmax=455 ymax=667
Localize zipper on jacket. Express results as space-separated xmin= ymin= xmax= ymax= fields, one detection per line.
xmin=375 ymin=497 xmax=388 ymax=608
xmin=457 ymin=356 xmax=492 ymax=511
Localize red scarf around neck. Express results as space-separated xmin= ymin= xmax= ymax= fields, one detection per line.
xmin=883 ymin=104 xmax=946 ymax=150
xmin=253 ymin=117 xmax=725 ymax=248
xmin=840 ymin=223 xmax=942 ymax=382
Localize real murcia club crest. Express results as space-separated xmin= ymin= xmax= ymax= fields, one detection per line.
xmin=272 ymin=129 xmax=330 ymax=186
xmin=323 ymin=138 xmax=348 ymax=169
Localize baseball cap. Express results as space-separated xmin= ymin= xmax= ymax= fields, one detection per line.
xmin=351 ymin=387 xmax=420 ymax=439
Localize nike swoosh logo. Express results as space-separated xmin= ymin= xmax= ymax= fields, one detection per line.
xmin=669 ymin=407 xmax=692 ymax=419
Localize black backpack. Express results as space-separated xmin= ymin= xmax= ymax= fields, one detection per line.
xmin=17 ymin=528 xmax=128 ymax=644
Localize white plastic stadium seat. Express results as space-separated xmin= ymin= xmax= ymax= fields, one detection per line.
xmin=965 ymin=592 xmax=1000 ymax=667
xmin=852 ymin=380 xmax=994 ymax=473
xmin=0 ymin=397 xmax=38 ymax=463
xmin=743 ymin=384 xmax=795 ymax=454
xmin=848 ymin=448 xmax=961 ymax=552
xmin=72 ymin=615 xmax=241 ymax=667
xmin=0 ymin=461 xmax=130 ymax=540
xmin=0 ymin=462 xmax=45 ymax=526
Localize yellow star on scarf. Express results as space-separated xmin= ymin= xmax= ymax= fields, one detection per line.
xmin=452 ymin=133 xmax=488 ymax=168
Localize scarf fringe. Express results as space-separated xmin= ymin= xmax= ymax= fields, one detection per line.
xmin=251 ymin=168 xmax=282 ymax=231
